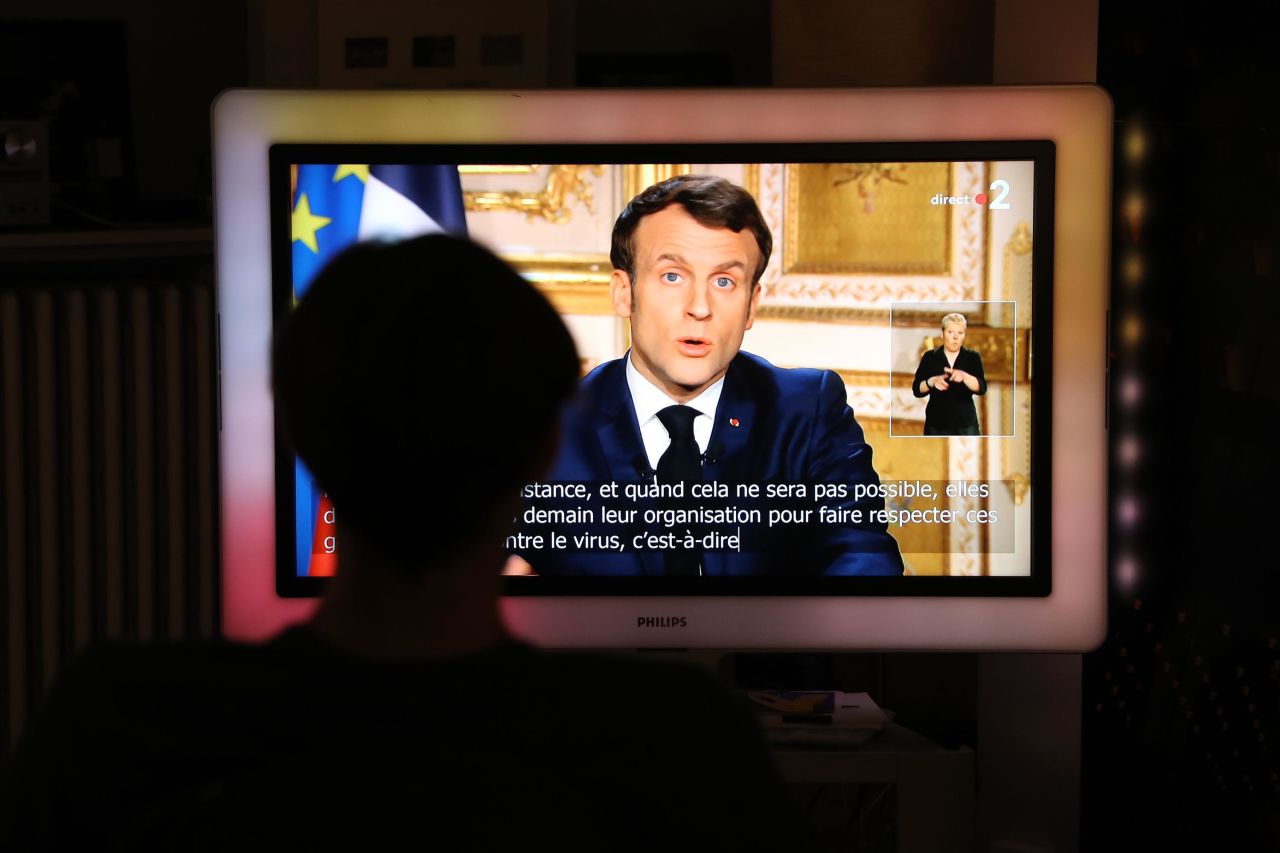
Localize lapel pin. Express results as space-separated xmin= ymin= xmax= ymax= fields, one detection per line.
xmin=729 ymin=418 xmax=741 ymax=428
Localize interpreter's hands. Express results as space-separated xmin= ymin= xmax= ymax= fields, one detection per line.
xmin=930 ymin=370 xmax=951 ymax=392
xmin=948 ymin=368 xmax=980 ymax=391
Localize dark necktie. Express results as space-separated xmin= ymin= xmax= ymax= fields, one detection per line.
xmin=656 ymin=405 xmax=702 ymax=577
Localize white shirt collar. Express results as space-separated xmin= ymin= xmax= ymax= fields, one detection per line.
xmin=625 ymin=352 xmax=725 ymax=426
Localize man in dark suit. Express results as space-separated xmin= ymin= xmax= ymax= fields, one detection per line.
xmin=911 ymin=312 xmax=988 ymax=436
xmin=513 ymin=175 xmax=903 ymax=577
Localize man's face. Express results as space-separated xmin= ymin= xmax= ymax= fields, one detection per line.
xmin=612 ymin=205 xmax=762 ymax=403
xmin=943 ymin=323 xmax=966 ymax=353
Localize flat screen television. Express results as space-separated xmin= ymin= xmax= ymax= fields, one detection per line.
xmin=213 ymin=87 xmax=1111 ymax=650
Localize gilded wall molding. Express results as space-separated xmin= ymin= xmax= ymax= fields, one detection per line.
xmin=458 ymin=165 xmax=541 ymax=175
xmin=758 ymin=162 xmax=989 ymax=321
xmin=506 ymin=252 xmax=611 ymax=285
xmin=622 ymin=164 xmax=694 ymax=202
xmin=860 ymin=415 xmax=950 ymax=575
xmin=830 ymin=369 xmax=928 ymax=423
xmin=920 ymin=327 xmax=1029 ymax=384
xmin=1000 ymin=222 xmax=1034 ymax=503
xmin=464 ymin=164 xmax=605 ymax=223
xmin=765 ymin=304 xmax=1023 ymax=326
xmin=1000 ymin=383 xmax=1033 ymax=506
xmin=832 ymin=368 xmax=915 ymax=390
xmin=1006 ymin=220 xmax=1033 ymax=256
xmin=1007 ymin=473 xmax=1030 ymax=505
xmin=1001 ymin=379 xmax=1015 ymax=439
xmin=742 ymin=163 xmax=760 ymax=203
xmin=528 ymin=281 xmax=613 ymax=316
xmin=857 ymin=416 xmax=893 ymax=430
xmin=511 ymin=252 xmax=613 ymax=315
xmin=979 ymin=439 xmax=990 ymax=574
xmin=948 ymin=436 xmax=984 ymax=576
xmin=758 ymin=163 xmax=786 ymax=290
xmin=783 ymin=162 xmax=950 ymax=276
xmin=758 ymin=304 xmax=1012 ymax=326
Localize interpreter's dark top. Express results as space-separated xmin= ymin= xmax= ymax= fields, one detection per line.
xmin=2 ymin=627 xmax=812 ymax=851
xmin=912 ymin=345 xmax=988 ymax=436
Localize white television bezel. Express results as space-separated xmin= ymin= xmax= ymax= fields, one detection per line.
xmin=213 ymin=87 xmax=1111 ymax=651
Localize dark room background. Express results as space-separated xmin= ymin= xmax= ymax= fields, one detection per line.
xmin=2 ymin=2 xmax=1278 ymax=850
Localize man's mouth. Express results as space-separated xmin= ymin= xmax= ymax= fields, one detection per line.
xmin=678 ymin=337 xmax=711 ymax=356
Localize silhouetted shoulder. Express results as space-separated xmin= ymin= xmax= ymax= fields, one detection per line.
xmin=4 ymin=634 xmax=813 ymax=851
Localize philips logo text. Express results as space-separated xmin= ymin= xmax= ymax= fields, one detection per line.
xmin=637 ymin=616 xmax=688 ymax=628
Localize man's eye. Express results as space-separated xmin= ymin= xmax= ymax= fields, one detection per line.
xmin=662 ymin=272 xmax=681 ymax=283
xmin=714 ymin=277 xmax=734 ymax=288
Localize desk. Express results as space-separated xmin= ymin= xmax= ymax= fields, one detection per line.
xmin=773 ymin=723 xmax=974 ymax=853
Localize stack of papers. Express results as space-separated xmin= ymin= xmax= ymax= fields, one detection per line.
xmin=745 ymin=690 xmax=891 ymax=747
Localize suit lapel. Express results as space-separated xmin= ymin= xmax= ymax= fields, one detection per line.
xmin=592 ymin=358 xmax=662 ymax=576
xmin=701 ymin=358 xmax=756 ymax=577
xmin=595 ymin=404 xmax=648 ymax=484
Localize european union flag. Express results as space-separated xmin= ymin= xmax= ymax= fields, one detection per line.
xmin=291 ymin=163 xmax=467 ymax=300
xmin=289 ymin=162 xmax=468 ymax=576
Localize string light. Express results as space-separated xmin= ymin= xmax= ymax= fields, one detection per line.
xmin=1122 ymin=250 xmax=1144 ymax=288
xmin=1124 ymin=124 xmax=1148 ymax=166
xmin=1122 ymin=315 xmax=1143 ymax=346
xmin=1120 ymin=374 xmax=1143 ymax=406
xmin=1117 ymin=434 xmax=1142 ymax=467
xmin=1116 ymin=494 xmax=1142 ymax=527
xmin=1114 ymin=555 xmax=1140 ymax=591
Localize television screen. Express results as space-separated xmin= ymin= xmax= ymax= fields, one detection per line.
xmin=273 ymin=145 xmax=1051 ymax=599
xmin=215 ymin=88 xmax=1109 ymax=649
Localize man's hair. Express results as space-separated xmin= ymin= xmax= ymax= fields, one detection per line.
xmin=272 ymin=234 xmax=579 ymax=573
xmin=610 ymin=174 xmax=772 ymax=287
xmin=941 ymin=312 xmax=968 ymax=331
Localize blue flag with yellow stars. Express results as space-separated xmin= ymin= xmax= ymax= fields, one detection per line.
xmin=289 ymin=162 xmax=468 ymax=576
xmin=291 ymin=163 xmax=467 ymax=300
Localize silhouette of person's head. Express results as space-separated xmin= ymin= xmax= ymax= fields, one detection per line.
xmin=273 ymin=234 xmax=579 ymax=575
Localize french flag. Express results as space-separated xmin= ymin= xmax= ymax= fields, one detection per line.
xmin=289 ymin=163 xmax=467 ymax=576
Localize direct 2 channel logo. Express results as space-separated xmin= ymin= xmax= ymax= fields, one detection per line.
xmin=930 ymin=179 xmax=1013 ymax=209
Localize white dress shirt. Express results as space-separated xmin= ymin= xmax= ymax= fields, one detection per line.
xmin=625 ymin=354 xmax=724 ymax=473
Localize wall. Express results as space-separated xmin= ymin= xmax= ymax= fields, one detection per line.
xmin=4 ymin=2 xmax=248 ymax=207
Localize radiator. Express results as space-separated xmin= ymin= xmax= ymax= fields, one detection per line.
xmin=1 ymin=244 xmax=220 ymax=751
